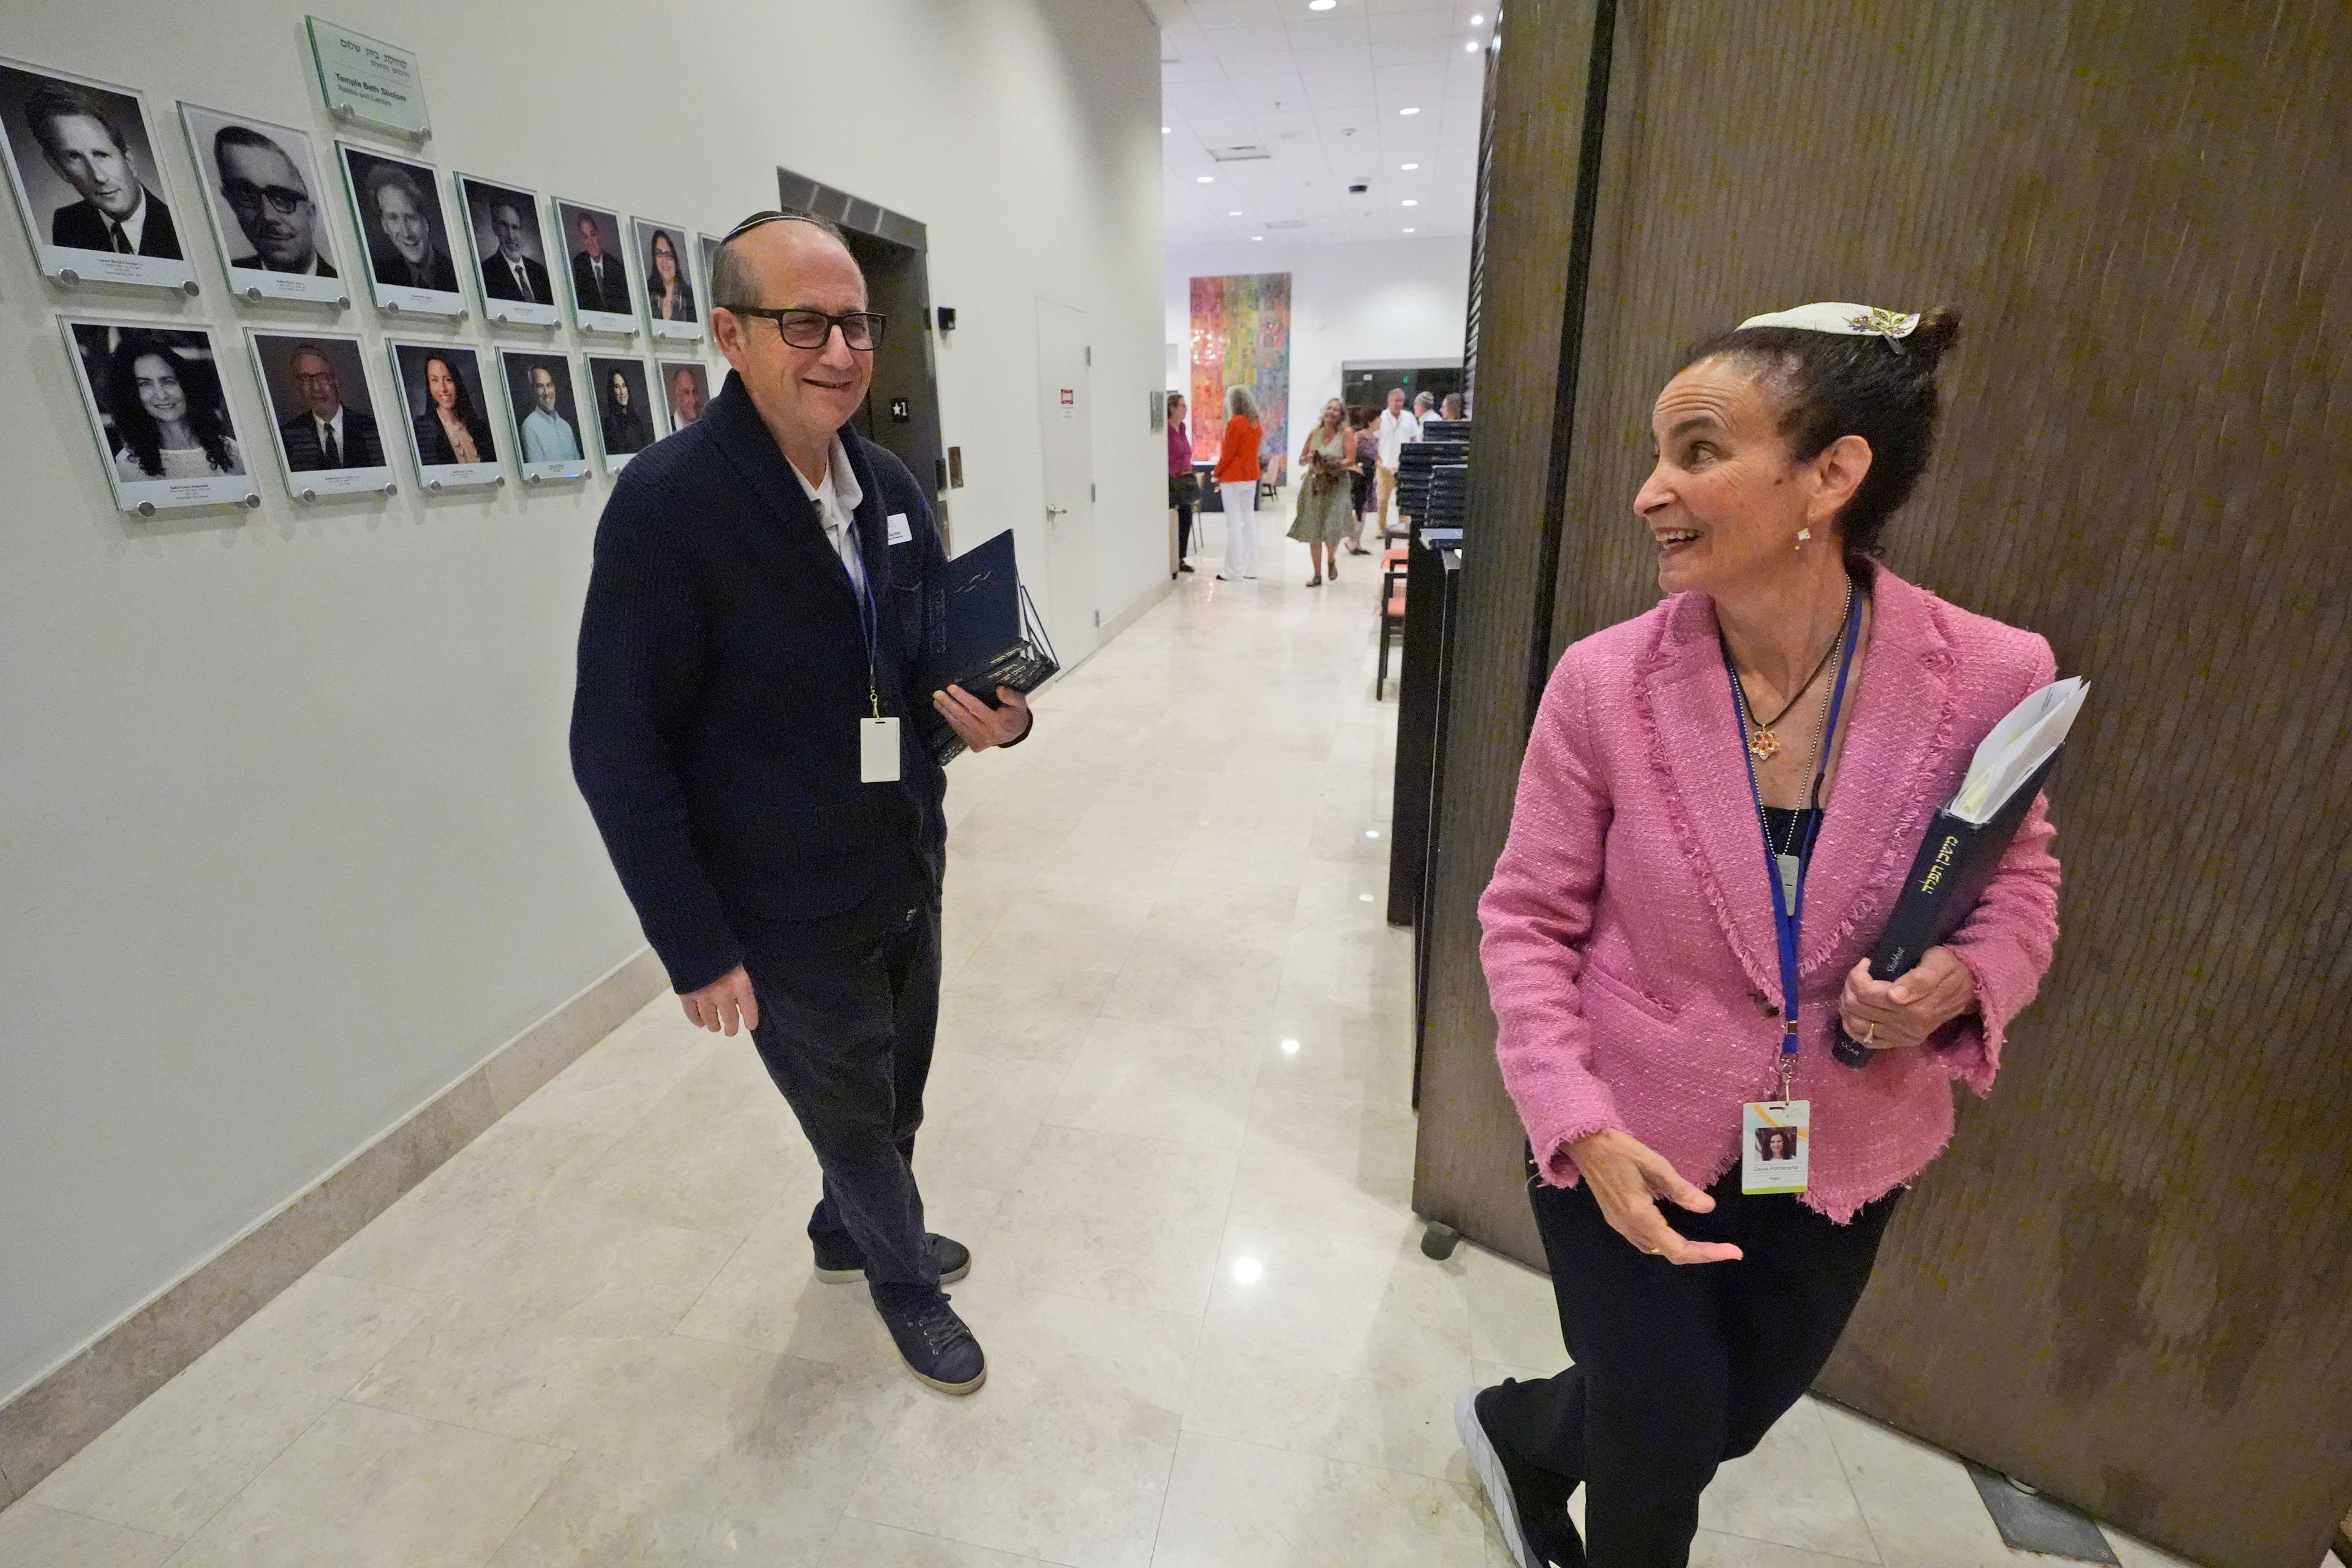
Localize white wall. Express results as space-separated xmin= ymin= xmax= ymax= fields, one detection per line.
xmin=1165 ymin=233 xmax=1471 ymax=462
xmin=0 ymin=0 xmax=1161 ymax=1405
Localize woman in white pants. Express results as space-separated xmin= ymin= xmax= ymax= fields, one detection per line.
xmin=1213 ymin=384 xmax=1265 ymax=581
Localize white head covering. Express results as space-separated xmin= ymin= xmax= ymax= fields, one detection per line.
xmin=1739 ymin=302 xmax=1920 ymax=346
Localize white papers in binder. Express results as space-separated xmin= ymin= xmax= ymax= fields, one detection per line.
xmin=1951 ymin=676 xmax=2087 ymax=825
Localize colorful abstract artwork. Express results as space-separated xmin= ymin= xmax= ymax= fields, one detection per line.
xmin=1188 ymin=272 xmax=1291 ymax=467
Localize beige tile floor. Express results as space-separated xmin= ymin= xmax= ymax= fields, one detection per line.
xmin=0 ymin=519 xmax=2238 ymax=1566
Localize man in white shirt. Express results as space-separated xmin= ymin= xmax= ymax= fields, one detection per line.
xmin=278 ymin=345 xmax=380 ymax=470
xmin=1376 ymin=386 xmax=1422 ymax=533
xmin=519 ymin=365 xmax=582 ymax=464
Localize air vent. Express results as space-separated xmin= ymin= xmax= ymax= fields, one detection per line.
xmin=1208 ymin=144 xmax=1273 ymax=162
xmin=1264 ymin=219 xmax=1309 ymax=229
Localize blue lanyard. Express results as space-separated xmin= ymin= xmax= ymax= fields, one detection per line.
xmin=854 ymin=550 xmax=883 ymax=718
xmin=1724 ymin=590 xmax=1862 ymax=1092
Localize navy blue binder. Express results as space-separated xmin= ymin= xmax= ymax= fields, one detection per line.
xmin=920 ymin=528 xmax=1058 ymax=763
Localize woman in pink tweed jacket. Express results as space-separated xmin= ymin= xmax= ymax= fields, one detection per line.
xmin=1456 ymin=304 xmax=2062 ymax=1568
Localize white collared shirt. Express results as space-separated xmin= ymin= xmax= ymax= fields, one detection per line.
xmin=507 ymin=254 xmax=533 ymax=299
xmin=312 ymin=407 xmax=345 ymax=461
xmin=793 ymin=435 xmax=867 ymax=602
xmin=1378 ymin=407 xmax=1420 ymax=466
xmin=111 ymin=189 xmax=149 ymax=253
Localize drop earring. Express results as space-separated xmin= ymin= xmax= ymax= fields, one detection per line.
xmin=1795 ymin=527 xmax=1811 ymax=550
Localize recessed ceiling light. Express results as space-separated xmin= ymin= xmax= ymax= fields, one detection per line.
xmin=1471 ymin=12 xmax=1486 ymax=23
xmin=1399 ymin=106 xmax=1420 ymax=115
xmin=1466 ymin=39 xmax=1480 ymax=50
xmin=1308 ymin=0 xmax=1336 ymax=8
xmin=1403 ymin=227 xmax=1415 ymax=233
xmin=1196 ymin=175 xmax=1213 ymax=183
xmin=1227 ymin=209 xmax=1242 ymax=216
xmin=1161 ymin=126 xmax=1171 ymax=134
xmin=1401 ymin=198 xmax=1418 ymax=206
xmin=1251 ymin=235 xmax=1264 ymax=241
xmin=1400 ymin=162 xmax=1419 ymax=171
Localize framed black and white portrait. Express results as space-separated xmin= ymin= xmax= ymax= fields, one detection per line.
xmin=178 ymin=104 xmax=344 ymax=306
xmin=336 ymin=143 xmax=464 ymax=318
xmin=554 ymin=199 xmax=634 ymax=336
xmin=456 ymin=175 xmax=557 ymax=328
xmin=632 ymin=217 xmax=700 ymax=341
xmin=60 ymin=318 xmax=257 ymax=514
xmin=388 ymin=339 xmax=500 ymax=489
xmin=248 ymin=330 xmax=393 ymax=497
xmin=499 ymin=349 xmax=587 ymax=483
xmin=585 ymin=355 xmax=657 ymax=473
xmin=0 ymin=61 xmax=196 ymax=293
xmin=657 ymin=359 xmax=710 ymax=432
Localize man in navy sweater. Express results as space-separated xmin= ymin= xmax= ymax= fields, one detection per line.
xmin=570 ymin=211 xmax=1030 ymax=1393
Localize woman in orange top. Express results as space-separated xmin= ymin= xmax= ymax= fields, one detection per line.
xmin=1213 ymin=386 xmax=1265 ymax=581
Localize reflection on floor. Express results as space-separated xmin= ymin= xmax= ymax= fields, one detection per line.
xmin=1 ymin=526 xmax=2222 ymax=1566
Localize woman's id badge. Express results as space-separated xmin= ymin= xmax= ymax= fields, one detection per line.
xmin=1741 ymin=1101 xmax=1810 ymax=1195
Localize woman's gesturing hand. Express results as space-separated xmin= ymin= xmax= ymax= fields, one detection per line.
xmin=1839 ymin=944 xmax=1976 ymax=1050
xmin=1566 ymin=1129 xmax=1744 ymax=1264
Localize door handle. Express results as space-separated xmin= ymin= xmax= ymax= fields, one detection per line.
xmin=1046 ymin=505 xmax=1068 ymax=519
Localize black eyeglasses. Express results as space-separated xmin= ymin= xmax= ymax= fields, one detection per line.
xmin=725 ymin=306 xmax=886 ymax=352
xmin=223 ymin=179 xmax=309 ymax=215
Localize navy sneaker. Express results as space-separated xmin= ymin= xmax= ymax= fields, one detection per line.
xmin=1457 ymin=1387 xmax=1583 ymax=1568
xmin=872 ymin=1284 xmax=987 ymax=1394
xmin=813 ymin=1231 xmax=971 ymax=1285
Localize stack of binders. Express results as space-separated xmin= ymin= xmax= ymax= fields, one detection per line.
xmin=1396 ymin=419 xmax=1471 ymax=524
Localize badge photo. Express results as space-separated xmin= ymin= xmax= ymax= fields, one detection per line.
xmin=585 ymin=355 xmax=657 ymax=473
xmin=656 ymin=358 xmax=710 ymax=432
xmin=336 ymin=143 xmax=466 ymax=318
xmin=59 ymin=318 xmax=260 ymax=515
xmin=633 ymin=216 xmax=702 ymax=341
xmin=499 ymin=349 xmax=589 ymax=483
xmin=555 ymin=199 xmax=636 ymax=337
xmin=1740 ymin=1100 xmax=1812 ymax=1196
xmin=248 ymin=330 xmax=394 ymax=499
xmin=388 ymin=339 xmax=501 ymax=491
xmin=0 ymin=59 xmax=198 ymax=293
xmin=456 ymin=175 xmax=559 ymax=328
xmin=178 ymin=103 xmax=346 ymax=307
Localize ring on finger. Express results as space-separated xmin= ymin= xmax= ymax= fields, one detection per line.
xmin=1861 ymin=1021 xmax=1877 ymax=1044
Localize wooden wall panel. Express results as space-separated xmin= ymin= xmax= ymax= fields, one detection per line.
xmin=1408 ymin=0 xmax=1608 ymax=1267
xmin=1518 ymin=2 xmax=2352 ymax=1562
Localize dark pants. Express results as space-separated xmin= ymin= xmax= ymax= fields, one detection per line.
xmin=741 ymin=897 xmax=943 ymax=1291
xmin=1175 ymin=500 xmax=1194 ymax=562
xmin=1484 ymin=1169 xmax=1900 ymax=1566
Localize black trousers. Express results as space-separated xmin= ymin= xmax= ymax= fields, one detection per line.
xmin=741 ymin=895 xmax=943 ymax=1291
xmin=1175 ymin=500 xmax=1194 ymax=561
xmin=1485 ymin=1169 xmax=1900 ymax=1566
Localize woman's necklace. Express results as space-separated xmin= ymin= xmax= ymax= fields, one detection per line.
xmin=1734 ymin=581 xmax=1854 ymax=762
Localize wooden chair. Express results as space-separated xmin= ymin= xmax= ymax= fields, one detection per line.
xmin=1377 ymin=551 xmax=1409 ymax=698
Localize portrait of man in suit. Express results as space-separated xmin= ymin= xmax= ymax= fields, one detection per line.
xmin=264 ymin=339 xmax=383 ymax=473
xmin=663 ymin=361 xmax=708 ymax=428
xmin=565 ymin=206 xmax=630 ymax=315
xmin=211 ymin=122 xmax=333 ymax=276
xmin=347 ymin=148 xmax=458 ymax=295
xmin=9 ymin=73 xmax=180 ymax=258
xmin=461 ymin=176 xmax=552 ymax=307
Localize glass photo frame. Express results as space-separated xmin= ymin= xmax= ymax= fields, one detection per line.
xmin=456 ymin=174 xmax=559 ymax=328
xmin=179 ymin=102 xmax=346 ymax=307
xmin=499 ymin=349 xmax=589 ymax=483
xmin=633 ymin=216 xmax=701 ymax=341
xmin=655 ymin=358 xmax=711 ymax=432
xmin=0 ymin=59 xmax=198 ymax=293
xmin=248 ymin=329 xmax=394 ymax=499
xmin=337 ymin=142 xmax=464 ymax=318
xmin=388 ymin=339 xmax=501 ymax=490
xmin=59 ymin=317 xmax=259 ymax=514
xmin=554 ymin=198 xmax=635 ymax=337
xmin=584 ymin=354 xmax=657 ymax=473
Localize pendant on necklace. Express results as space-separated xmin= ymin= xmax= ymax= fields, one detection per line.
xmin=1748 ymin=729 xmax=1781 ymax=762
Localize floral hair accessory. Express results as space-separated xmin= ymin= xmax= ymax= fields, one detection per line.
xmin=1738 ymin=302 xmax=1921 ymax=349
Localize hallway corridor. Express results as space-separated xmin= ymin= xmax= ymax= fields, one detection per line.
xmin=1 ymin=531 xmax=2212 ymax=1567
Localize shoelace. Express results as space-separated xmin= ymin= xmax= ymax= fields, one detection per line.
xmin=911 ymin=1297 xmax=973 ymax=1354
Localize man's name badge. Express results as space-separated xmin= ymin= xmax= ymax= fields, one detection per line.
xmin=860 ymin=717 xmax=901 ymax=783
xmin=886 ymin=511 xmax=914 ymax=546
xmin=1741 ymin=1100 xmax=1811 ymax=1195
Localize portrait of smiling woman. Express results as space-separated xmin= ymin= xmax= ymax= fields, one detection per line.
xmin=1455 ymin=304 xmax=2065 ymax=1567
xmin=101 ymin=330 xmax=243 ymax=480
